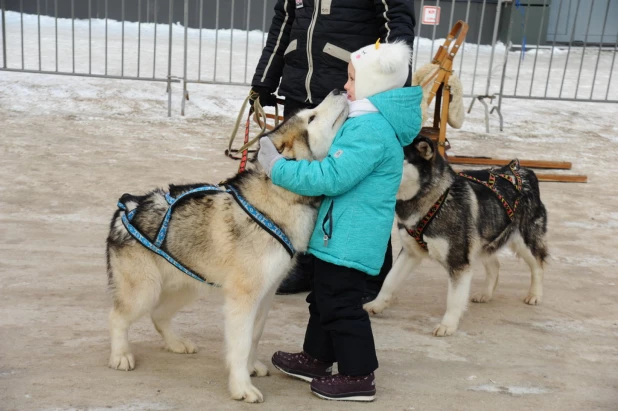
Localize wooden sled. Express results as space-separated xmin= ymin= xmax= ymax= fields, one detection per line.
xmin=419 ymin=21 xmax=586 ymax=183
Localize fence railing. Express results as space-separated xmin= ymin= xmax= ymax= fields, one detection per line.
xmin=1 ymin=0 xmax=616 ymax=130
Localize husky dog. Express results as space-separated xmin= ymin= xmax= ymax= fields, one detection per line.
xmin=364 ymin=136 xmax=548 ymax=336
xmin=106 ymin=91 xmax=349 ymax=403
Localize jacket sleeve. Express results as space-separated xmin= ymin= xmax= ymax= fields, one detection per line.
xmin=251 ymin=0 xmax=295 ymax=91
xmin=374 ymin=0 xmax=416 ymax=48
xmin=270 ymin=123 xmax=384 ymax=197
xmin=375 ymin=0 xmax=416 ymax=85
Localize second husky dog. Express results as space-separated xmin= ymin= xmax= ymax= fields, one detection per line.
xmin=105 ymin=91 xmax=349 ymax=402
xmin=364 ymin=136 xmax=548 ymax=336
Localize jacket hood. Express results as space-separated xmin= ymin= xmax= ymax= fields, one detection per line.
xmin=368 ymin=86 xmax=423 ymax=147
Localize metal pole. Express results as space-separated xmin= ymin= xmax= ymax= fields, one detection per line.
xmin=496 ymin=0 xmax=515 ymax=131
xmin=1 ymin=0 xmax=6 ymax=69
xmin=198 ymin=0 xmax=203 ymax=81
xmin=181 ymin=0 xmax=188 ymax=116
xmin=429 ymin=0 xmax=440 ymax=59
xmin=590 ymin=0 xmax=610 ymax=99
xmin=528 ymin=0 xmax=548 ymax=97
xmin=230 ymin=0 xmax=235 ymax=83
xmin=105 ymin=0 xmax=108 ymax=75
xmin=214 ymin=0 xmax=219 ymax=81
xmin=138 ymin=0 xmax=141 ymax=76
xmin=55 ymin=0 xmax=58 ymax=71
xmin=574 ymin=0 xmax=595 ymax=99
xmin=448 ymin=0 xmax=456 ymax=31
xmin=121 ymin=0 xmax=125 ymax=77
xmin=167 ymin=0 xmax=173 ymax=117
xmin=484 ymin=0 xmax=503 ymax=96
xmin=20 ymin=0 xmax=24 ymax=69
xmin=261 ymin=0 xmax=267 ymax=50
xmin=88 ymin=0 xmax=91 ymax=74
xmin=37 ymin=0 xmax=41 ymax=71
xmin=244 ymin=0 xmax=251 ymax=84
xmin=458 ymin=0 xmax=472 ymax=76
xmin=153 ymin=0 xmax=158 ymax=78
xmin=72 ymin=0 xmax=75 ymax=73
xmin=605 ymin=33 xmax=618 ymax=101
xmin=558 ymin=0 xmax=582 ymax=98
xmin=470 ymin=0 xmax=487 ymax=95
xmin=413 ymin=0 xmax=424 ymax=72
xmin=544 ymin=0 xmax=564 ymax=98
xmin=513 ymin=0 xmax=529 ymax=96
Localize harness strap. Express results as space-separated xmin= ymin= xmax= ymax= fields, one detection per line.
xmin=116 ymin=183 xmax=296 ymax=285
xmin=156 ymin=185 xmax=224 ymax=247
xmin=458 ymin=159 xmax=523 ymax=220
xmin=118 ymin=201 xmax=220 ymax=287
xmin=406 ymin=188 xmax=450 ymax=251
xmin=225 ymin=185 xmax=296 ymax=258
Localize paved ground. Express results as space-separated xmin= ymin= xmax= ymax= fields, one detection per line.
xmin=0 ymin=72 xmax=617 ymax=410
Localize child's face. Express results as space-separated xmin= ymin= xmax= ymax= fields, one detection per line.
xmin=344 ymin=63 xmax=356 ymax=101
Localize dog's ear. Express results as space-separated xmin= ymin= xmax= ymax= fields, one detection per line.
xmin=414 ymin=137 xmax=435 ymax=161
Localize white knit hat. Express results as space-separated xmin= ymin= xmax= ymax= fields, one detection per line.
xmin=350 ymin=40 xmax=412 ymax=101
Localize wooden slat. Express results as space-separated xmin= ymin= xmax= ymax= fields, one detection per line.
xmin=535 ymin=174 xmax=588 ymax=183
xmin=448 ymin=156 xmax=572 ymax=170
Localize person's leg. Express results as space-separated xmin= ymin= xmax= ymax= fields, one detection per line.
xmin=309 ymin=259 xmax=378 ymax=401
xmin=363 ymin=236 xmax=393 ymax=303
xmin=313 ymin=259 xmax=378 ymax=376
xmin=271 ymin=258 xmax=333 ymax=382
xmin=276 ymin=253 xmax=314 ymax=294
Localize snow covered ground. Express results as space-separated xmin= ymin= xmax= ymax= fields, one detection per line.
xmin=1 ymin=11 xmax=618 ymax=411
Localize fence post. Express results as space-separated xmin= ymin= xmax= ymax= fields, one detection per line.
xmin=167 ymin=0 xmax=174 ymax=117
xmin=467 ymin=0 xmax=503 ymax=133
xmin=181 ymin=0 xmax=189 ymax=116
xmin=494 ymin=0 xmax=515 ymax=132
xmin=1 ymin=0 xmax=6 ymax=69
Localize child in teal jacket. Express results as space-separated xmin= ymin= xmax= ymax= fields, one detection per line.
xmin=258 ymin=40 xmax=423 ymax=402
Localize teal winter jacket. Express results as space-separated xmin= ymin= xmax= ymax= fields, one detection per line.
xmin=271 ymin=87 xmax=423 ymax=275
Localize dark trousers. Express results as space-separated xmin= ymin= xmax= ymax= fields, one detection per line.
xmin=302 ymin=258 xmax=379 ymax=376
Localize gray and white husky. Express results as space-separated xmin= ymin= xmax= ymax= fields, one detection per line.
xmin=364 ymin=136 xmax=548 ymax=336
xmin=105 ymin=91 xmax=348 ymax=403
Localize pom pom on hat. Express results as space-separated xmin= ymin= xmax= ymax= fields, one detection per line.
xmin=350 ymin=40 xmax=412 ymax=100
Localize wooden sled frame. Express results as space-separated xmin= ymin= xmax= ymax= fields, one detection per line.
xmin=419 ymin=21 xmax=587 ymax=183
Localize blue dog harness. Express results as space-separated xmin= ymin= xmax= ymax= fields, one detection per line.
xmin=117 ymin=184 xmax=296 ymax=286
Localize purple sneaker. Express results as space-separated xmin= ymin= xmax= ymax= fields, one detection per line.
xmin=310 ymin=372 xmax=376 ymax=402
xmin=271 ymin=351 xmax=333 ymax=382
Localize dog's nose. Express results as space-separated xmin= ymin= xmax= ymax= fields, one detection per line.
xmin=332 ymin=89 xmax=341 ymax=96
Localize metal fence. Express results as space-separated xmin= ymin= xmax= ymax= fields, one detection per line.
xmin=1 ymin=0 xmax=617 ymax=130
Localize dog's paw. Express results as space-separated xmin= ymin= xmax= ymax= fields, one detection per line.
xmin=250 ymin=360 xmax=270 ymax=377
xmin=433 ymin=323 xmax=457 ymax=337
xmin=363 ymin=297 xmax=390 ymax=315
xmin=165 ymin=337 xmax=198 ymax=354
xmin=471 ymin=293 xmax=491 ymax=303
xmin=524 ymin=294 xmax=542 ymax=305
xmin=230 ymin=382 xmax=264 ymax=403
xmin=109 ymin=352 xmax=135 ymax=371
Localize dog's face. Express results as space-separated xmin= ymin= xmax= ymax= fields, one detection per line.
xmin=265 ymin=90 xmax=349 ymax=161
xmin=398 ymin=136 xmax=437 ymax=200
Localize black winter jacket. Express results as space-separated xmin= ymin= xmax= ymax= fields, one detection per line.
xmin=252 ymin=0 xmax=416 ymax=105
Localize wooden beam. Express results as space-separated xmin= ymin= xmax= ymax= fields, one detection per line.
xmin=535 ymin=174 xmax=588 ymax=183
xmin=448 ymin=156 xmax=572 ymax=170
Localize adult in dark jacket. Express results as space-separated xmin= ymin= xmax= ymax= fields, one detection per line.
xmin=251 ymin=0 xmax=416 ymax=294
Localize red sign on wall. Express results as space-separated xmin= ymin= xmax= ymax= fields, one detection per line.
xmin=421 ymin=6 xmax=441 ymax=25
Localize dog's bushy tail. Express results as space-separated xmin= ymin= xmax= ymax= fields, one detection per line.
xmin=515 ymin=170 xmax=549 ymax=264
